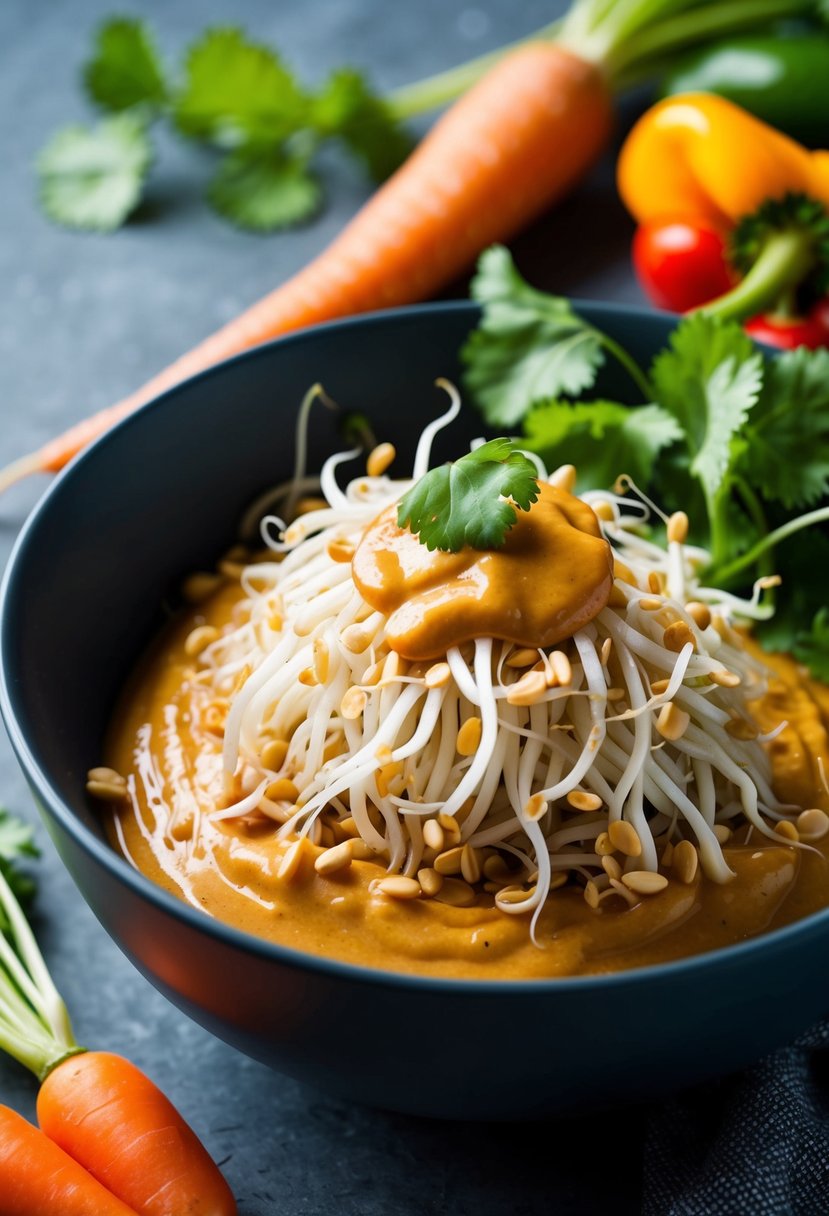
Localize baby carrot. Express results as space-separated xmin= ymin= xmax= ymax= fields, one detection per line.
xmin=0 ymin=1105 xmax=140 ymax=1216
xmin=37 ymin=1051 xmax=237 ymax=1216
xmin=0 ymin=41 xmax=612 ymax=491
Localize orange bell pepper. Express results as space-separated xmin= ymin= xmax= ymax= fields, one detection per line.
xmin=617 ymin=94 xmax=829 ymax=336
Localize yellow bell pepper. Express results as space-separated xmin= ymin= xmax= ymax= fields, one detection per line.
xmin=617 ymin=94 xmax=829 ymax=330
xmin=618 ymin=93 xmax=829 ymax=226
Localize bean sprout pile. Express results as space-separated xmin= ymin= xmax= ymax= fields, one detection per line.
xmin=192 ymin=394 xmax=805 ymax=935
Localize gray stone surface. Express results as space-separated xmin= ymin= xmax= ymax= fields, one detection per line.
xmin=0 ymin=2 xmax=645 ymax=1212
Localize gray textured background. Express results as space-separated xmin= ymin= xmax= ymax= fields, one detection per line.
xmin=0 ymin=2 xmax=646 ymax=1212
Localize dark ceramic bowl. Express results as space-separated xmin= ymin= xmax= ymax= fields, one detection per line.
xmin=2 ymin=301 xmax=828 ymax=1120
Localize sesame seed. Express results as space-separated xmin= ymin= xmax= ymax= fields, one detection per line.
xmin=340 ymin=687 xmax=367 ymax=720
xmin=506 ymin=670 xmax=547 ymax=706
xmin=566 ymin=790 xmax=603 ymax=812
xmin=672 ymin=840 xmax=699 ymax=885
xmin=377 ymin=875 xmax=421 ymax=900
xmin=797 ymin=808 xmax=829 ymax=841
xmin=417 ymin=867 xmax=443 ymax=897
xmin=326 ymin=538 xmax=355 ymax=564
xmin=685 ymin=601 xmax=711 ymax=630
xmin=667 ymin=511 xmax=689 ymax=544
xmin=424 ymin=661 xmax=451 ymax=689
xmin=457 ymin=716 xmax=482 ymax=756
xmin=622 ymin=871 xmax=669 ymax=896
xmin=656 ymin=701 xmax=690 ymax=741
xmin=774 ymin=820 xmax=799 ymax=843
xmin=314 ymin=841 xmax=354 ymax=876
xmin=505 ymin=647 xmax=540 ymax=669
xmin=366 ymin=442 xmax=396 ymax=478
xmin=423 ymin=818 xmax=445 ymax=852
xmin=434 ymin=845 xmax=465 ymax=876
xmin=608 ymin=820 xmax=642 ymax=857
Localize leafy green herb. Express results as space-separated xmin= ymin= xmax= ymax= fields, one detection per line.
xmin=738 ymin=346 xmax=829 ymax=509
xmin=84 ymin=17 xmax=168 ymax=114
xmin=462 ymin=246 xmax=829 ymax=679
xmin=208 ymin=148 xmax=321 ymax=230
xmin=37 ymin=113 xmax=152 ymax=231
xmin=397 ymin=439 xmax=540 ymax=552
xmin=793 ymin=608 xmax=829 ymax=682
xmin=37 ymin=17 xmax=410 ymax=233
xmin=174 ymin=27 xmax=308 ymax=147
xmin=462 ymin=247 xmax=607 ymax=428
xmin=524 ymin=400 xmax=682 ymax=491
xmin=0 ymin=809 xmax=39 ymax=917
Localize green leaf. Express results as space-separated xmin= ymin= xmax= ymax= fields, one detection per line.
xmin=174 ymin=27 xmax=308 ymax=147
xmin=209 ymin=149 xmax=321 ymax=230
xmin=37 ymin=113 xmax=152 ymax=231
xmin=523 ymin=400 xmax=682 ymax=492
xmin=397 ymin=438 xmax=541 ymax=552
xmin=0 ymin=810 xmax=39 ymax=917
xmin=311 ymin=68 xmax=412 ymax=181
xmin=756 ymin=527 xmax=829 ymax=656
xmin=84 ymin=18 xmax=167 ymax=113
xmin=739 ymin=346 xmax=829 ymax=509
xmin=650 ymin=312 xmax=762 ymax=502
xmin=462 ymin=247 xmax=605 ymax=428
xmin=793 ymin=607 xmax=829 ymax=682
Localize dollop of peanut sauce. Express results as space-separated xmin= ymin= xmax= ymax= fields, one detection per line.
xmin=351 ymin=482 xmax=614 ymax=660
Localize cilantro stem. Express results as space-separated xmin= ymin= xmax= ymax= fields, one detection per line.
xmin=710 ymin=505 xmax=829 ymax=587
xmin=597 ymin=333 xmax=653 ymax=401
xmin=733 ymin=476 xmax=774 ymax=579
xmin=701 ymin=230 xmax=816 ymax=324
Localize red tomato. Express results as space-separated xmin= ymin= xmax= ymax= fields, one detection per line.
xmin=632 ymin=223 xmax=734 ymax=313
xmin=745 ymin=311 xmax=829 ymax=350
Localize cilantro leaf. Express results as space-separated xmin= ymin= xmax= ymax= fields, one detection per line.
xmin=739 ymin=346 xmax=829 ymax=509
xmin=174 ymin=28 xmax=308 ymax=147
xmin=397 ymin=439 xmax=540 ymax=552
xmin=462 ymin=247 xmax=605 ymax=428
xmin=312 ymin=68 xmax=412 ymax=181
xmin=793 ymin=608 xmax=829 ymax=682
xmin=650 ymin=313 xmax=762 ymax=504
xmin=523 ymin=400 xmax=682 ymax=492
xmin=209 ymin=149 xmax=321 ymax=230
xmin=0 ymin=809 xmax=39 ymax=915
xmin=37 ymin=113 xmax=152 ymax=231
xmin=84 ymin=18 xmax=168 ymax=113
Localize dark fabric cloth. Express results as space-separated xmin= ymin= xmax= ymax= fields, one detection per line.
xmin=642 ymin=1023 xmax=829 ymax=1215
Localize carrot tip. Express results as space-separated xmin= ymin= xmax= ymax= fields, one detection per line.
xmin=0 ymin=451 xmax=46 ymax=495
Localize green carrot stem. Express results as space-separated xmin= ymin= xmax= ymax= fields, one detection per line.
xmin=700 ymin=230 xmax=817 ymax=323
xmin=388 ymin=22 xmax=561 ymax=119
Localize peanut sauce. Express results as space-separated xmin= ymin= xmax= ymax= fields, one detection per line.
xmin=105 ymin=589 xmax=829 ymax=981
xmin=351 ymin=482 xmax=614 ymax=660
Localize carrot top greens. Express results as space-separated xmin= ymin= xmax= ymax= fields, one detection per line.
xmin=460 ymin=247 xmax=829 ymax=679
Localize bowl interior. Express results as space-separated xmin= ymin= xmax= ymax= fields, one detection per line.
xmin=2 ymin=300 xmax=678 ymax=856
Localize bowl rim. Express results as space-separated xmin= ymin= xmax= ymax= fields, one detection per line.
xmin=2 ymin=296 xmax=828 ymax=996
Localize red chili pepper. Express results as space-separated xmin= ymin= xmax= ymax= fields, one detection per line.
xmin=632 ymin=222 xmax=734 ymax=313
xmin=745 ymin=300 xmax=829 ymax=349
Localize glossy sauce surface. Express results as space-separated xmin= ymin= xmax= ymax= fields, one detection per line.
xmin=106 ymin=590 xmax=829 ymax=980
xmin=351 ymin=483 xmax=614 ymax=659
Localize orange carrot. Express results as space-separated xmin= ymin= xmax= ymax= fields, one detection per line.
xmin=0 ymin=42 xmax=612 ymax=490
xmin=0 ymin=865 xmax=235 ymax=1216
xmin=0 ymin=1105 xmax=140 ymax=1216
xmin=36 ymin=1051 xmax=237 ymax=1216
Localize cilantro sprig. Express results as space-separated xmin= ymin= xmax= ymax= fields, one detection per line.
xmin=0 ymin=809 xmax=39 ymax=916
xmin=461 ymin=247 xmax=829 ymax=679
xmin=37 ymin=18 xmax=410 ymax=233
xmin=397 ymin=439 xmax=540 ymax=552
